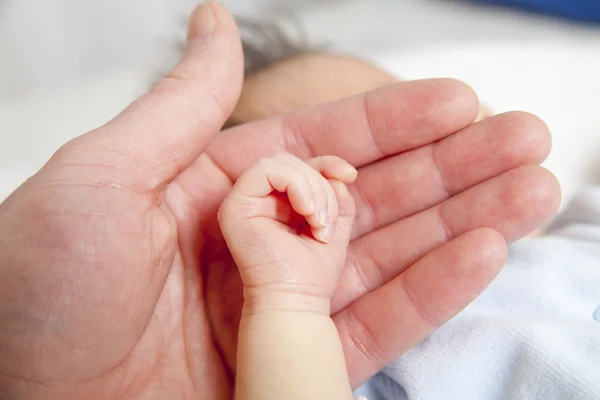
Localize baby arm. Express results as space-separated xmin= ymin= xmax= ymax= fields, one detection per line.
xmin=218 ymin=153 xmax=358 ymax=400
xmin=235 ymin=300 xmax=352 ymax=400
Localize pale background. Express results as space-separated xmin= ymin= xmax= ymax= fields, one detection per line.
xmin=1 ymin=0 xmax=600 ymax=205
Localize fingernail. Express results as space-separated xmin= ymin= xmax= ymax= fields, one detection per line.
xmin=318 ymin=225 xmax=333 ymax=243
xmin=188 ymin=2 xmax=216 ymax=40
xmin=317 ymin=208 xmax=328 ymax=227
xmin=343 ymin=164 xmax=358 ymax=180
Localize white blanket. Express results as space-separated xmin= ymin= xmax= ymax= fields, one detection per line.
xmin=356 ymin=187 xmax=600 ymax=399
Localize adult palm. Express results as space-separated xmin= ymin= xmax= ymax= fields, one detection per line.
xmin=0 ymin=3 xmax=559 ymax=400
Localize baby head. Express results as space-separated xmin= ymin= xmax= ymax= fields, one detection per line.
xmin=227 ymin=52 xmax=399 ymax=126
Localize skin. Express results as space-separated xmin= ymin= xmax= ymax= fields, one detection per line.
xmin=219 ymin=154 xmax=358 ymax=399
xmin=0 ymin=2 xmax=560 ymax=399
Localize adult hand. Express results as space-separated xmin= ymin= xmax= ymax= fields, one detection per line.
xmin=0 ymin=2 xmax=559 ymax=399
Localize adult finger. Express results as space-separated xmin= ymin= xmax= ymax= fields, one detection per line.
xmin=206 ymin=78 xmax=480 ymax=178
xmin=332 ymin=165 xmax=560 ymax=313
xmin=333 ymin=228 xmax=507 ymax=388
xmin=52 ymin=2 xmax=243 ymax=193
xmin=348 ymin=111 xmax=552 ymax=238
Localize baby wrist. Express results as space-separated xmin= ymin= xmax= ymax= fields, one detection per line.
xmin=241 ymin=289 xmax=331 ymax=317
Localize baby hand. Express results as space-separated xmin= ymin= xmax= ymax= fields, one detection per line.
xmin=218 ymin=153 xmax=357 ymax=315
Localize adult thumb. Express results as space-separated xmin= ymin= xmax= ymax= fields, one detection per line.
xmin=62 ymin=2 xmax=243 ymax=192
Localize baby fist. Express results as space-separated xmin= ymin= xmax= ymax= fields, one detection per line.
xmin=218 ymin=153 xmax=357 ymax=314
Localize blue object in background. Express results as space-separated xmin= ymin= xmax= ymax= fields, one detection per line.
xmin=476 ymin=0 xmax=600 ymax=23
